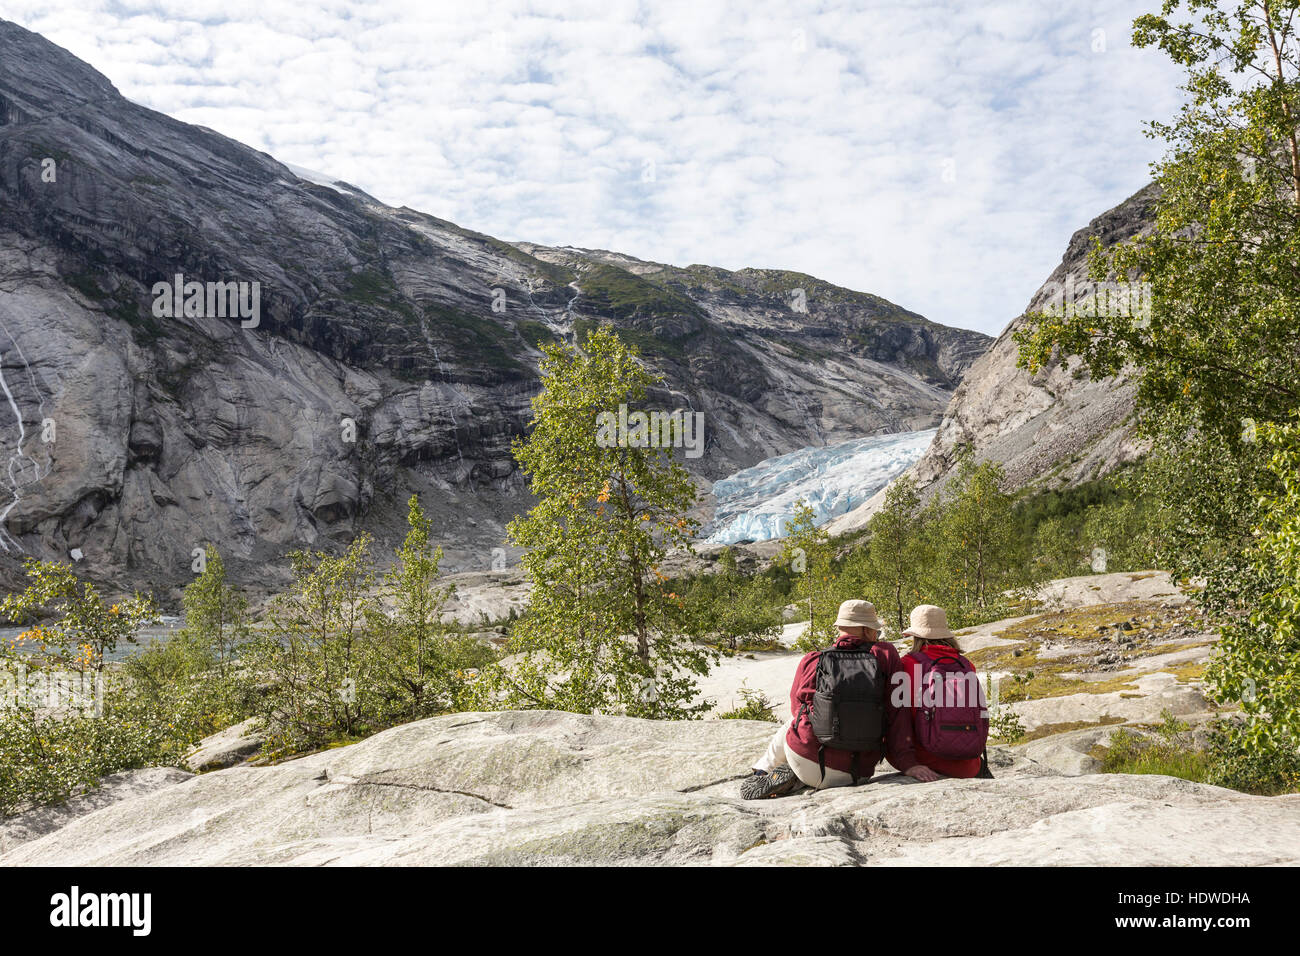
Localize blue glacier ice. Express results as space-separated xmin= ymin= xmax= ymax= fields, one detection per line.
xmin=706 ymin=429 xmax=936 ymax=544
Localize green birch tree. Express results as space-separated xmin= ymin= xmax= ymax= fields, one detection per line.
xmin=480 ymin=327 xmax=713 ymax=717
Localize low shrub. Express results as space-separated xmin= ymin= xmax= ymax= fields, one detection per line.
xmin=717 ymin=686 xmax=779 ymax=722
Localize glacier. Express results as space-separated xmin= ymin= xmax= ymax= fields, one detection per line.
xmin=706 ymin=429 xmax=936 ymax=544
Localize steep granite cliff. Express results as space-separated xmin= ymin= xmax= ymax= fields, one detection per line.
xmin=828 ymin=184 xmax=1156 ymax=535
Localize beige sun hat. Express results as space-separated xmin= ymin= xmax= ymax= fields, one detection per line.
xmin=833 ymin=599 xmax=884 ymax=631
xmin=902 ymin=604 xmax=956 ymax=641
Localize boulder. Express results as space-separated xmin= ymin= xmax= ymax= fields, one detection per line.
xmin=1013 ymin=725 xmax=1119 ymax=776
xmin=184 ymin=717 xmax=266 ymax=772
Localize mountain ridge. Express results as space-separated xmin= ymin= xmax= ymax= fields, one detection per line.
xmin=0 ymin=19 xmax=987 ymax=597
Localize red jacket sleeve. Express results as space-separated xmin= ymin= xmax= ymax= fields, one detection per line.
xmin=789 ymin=650 xmax=820 ymax=724
xmin=886 ymin=652 xmax=920 ymax=773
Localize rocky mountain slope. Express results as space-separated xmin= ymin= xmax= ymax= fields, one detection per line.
xmin=0 ymin=19 xmax=987 ymax=596
xmin=828 ymin=184 xmax=1157 ymax=534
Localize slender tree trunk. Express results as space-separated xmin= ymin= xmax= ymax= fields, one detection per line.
xmin=893 ymin=548 xmax=905 ymax=632
xmin=631 ymin=563 xmax=649 ymax=663
xmin=1264 ymin=0 xmax=1300 ymax=204
xmin=617 ymin=467 xmax=651 ymax=664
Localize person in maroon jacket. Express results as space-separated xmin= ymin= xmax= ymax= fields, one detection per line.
xmin=742 ymin=599 xmax=906 ymax=799
xmin=887 ymin=604 xmax=983 ymax=781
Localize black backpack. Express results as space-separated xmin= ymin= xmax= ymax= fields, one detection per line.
xmin=803 ymin=647 xmax=887 ymax=784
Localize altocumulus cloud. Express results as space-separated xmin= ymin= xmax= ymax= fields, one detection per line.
xmin=1 ymin=0 xmax=1185 ymax=334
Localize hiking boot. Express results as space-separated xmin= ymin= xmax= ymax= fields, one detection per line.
xmin=740 ymin=765 xmax=803 ymax=800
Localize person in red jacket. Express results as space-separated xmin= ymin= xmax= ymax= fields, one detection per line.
xmin=887 ymin=604 xmax=983 ymax=781
xmin=742 ymin=599 xmax=905 ymax=799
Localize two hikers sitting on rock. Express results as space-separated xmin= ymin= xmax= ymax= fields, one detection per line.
xmin=742 ymin=600 xmax=990 ymax=800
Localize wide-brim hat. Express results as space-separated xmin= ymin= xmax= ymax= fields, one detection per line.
xmin=833 ymin=599 xmax=884 ymax=631
xmin=902 ymin=604 xmax=956 ymax=641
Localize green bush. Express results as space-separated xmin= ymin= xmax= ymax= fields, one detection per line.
xmin=120 ymin=632 xmax=251 ymax=759
xmin=717 ymin=686 xmax=778 ymax=722
xmin=246 ymin=499 xmax=498 ymax=759
xmin=0 ymin=674 xmax=178 ymax=818
xmin=121 ymin=547 xmax=254 ymax=755
xmin=1203 ymin=420 xmax=1300 ymax=783
xmin=1100 ymin=712 xmax=1212 ymax=784
xmin=988 ymin=693 xmax=1025 ymax=743
xmin=672 ymin=548 xmax=784 ymax=651
xmin=1205 ymin=717 xmax=1300 ymax=796
xmin=0 ymin=559 xmax=188 ymax=817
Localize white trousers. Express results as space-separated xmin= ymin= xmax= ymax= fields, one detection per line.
xmin=752 ymin=718 xmax=855 ymax=789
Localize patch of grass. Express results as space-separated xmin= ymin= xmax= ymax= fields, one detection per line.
xmin=741 ymin=268 xmax=920 ymax=317
xmin=991 ymin=601 xmax=1177 ymax=643
xmin=572 ymin=316 xmax=700 ymax=361
xmin=1099 ymin=717 xmax=1212 ymax=783
xmin=516 ymin=320 xmax=561 ymax=350
xmin=343 ymin=269 xmax=416 ymax=318
xmin=971 ymin=640 xmax=1142 ymax=700
xmin=70 ymin=275 xmax=167 ymax=346
xmin=483 ymin=238 xmax=575 ymax=286
xmin=970 ymin=607 xmax=1210 ymax=703
xmin=424 ymin=304 xmax=527 ymax=377
xmin=1016 ymin=715 xmax=1124 ymax=744
xmin=968 ymin=642 xmax=1039 ymax=672
xmin=999 ymin=670 xmax=1141 ymax=703
xmin=647 ymin=264 xmax=750 ymax=299
xmin=111 ymin=296 xmax=165 ymax=344
xmin=1165 ymin=661 xmax=1207 ymax=683
xmin=418 ymin=217 xmax=575 ymax=286
xmin=579 ymin=264 xmax=704 ymax=322
xmin=29 ymin=143 xmax=73 ymax=164
xmin=345 ymin=269 xmax=397 ymax=303
xmin=338 ymin=269 xmax=427 ymax=335
xmin=66 ymin=272 xmax=108 ymax=301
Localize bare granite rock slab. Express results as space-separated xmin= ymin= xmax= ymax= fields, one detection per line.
xmin=4 ymin=711 xmax=1295 ymax=867
xmin=0 ymin=767 xmax=193 ymax=855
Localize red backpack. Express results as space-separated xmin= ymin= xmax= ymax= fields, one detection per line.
xmin=906 ymin=650 xmax=989 ymax=759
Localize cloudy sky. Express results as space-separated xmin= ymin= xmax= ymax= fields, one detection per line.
xmin=0 ymin=0 xmax=1186 ymax=335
